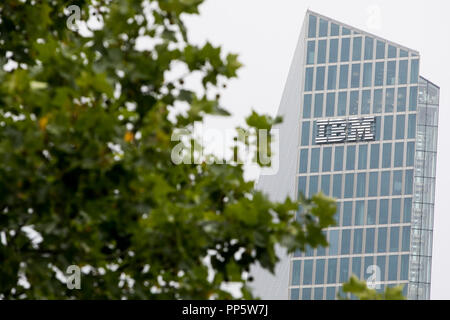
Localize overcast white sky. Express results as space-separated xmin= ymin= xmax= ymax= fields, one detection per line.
xmin=184 ymin=0 xmax=450 ymax=299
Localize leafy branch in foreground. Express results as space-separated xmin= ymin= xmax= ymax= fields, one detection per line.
xmin=340 ymin=275 xmax=405 ymax=300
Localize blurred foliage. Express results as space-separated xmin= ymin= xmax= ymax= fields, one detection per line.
xmin=0 ymin=0 xmax=337 ymax=299
xmin=341 ymin=275 xmax=405 ymax=300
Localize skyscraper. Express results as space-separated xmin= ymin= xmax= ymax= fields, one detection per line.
xmin=251 ymin=10 xmax=439 ymax=300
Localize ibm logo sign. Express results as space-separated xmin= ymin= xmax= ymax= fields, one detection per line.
xmin=315 ymin=116 xmax=376 ymax=144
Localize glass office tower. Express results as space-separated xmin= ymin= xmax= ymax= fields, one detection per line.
xmin=251 ymin=10 xmax=439 ymax=300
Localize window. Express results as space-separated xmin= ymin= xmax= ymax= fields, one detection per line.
xmin=327 ymin=65 xmax=337 ymax=90
xmin=330 ymin=23 xmax=339 ymax=36
xmin=396 ymin=115 xmax=405 ymax=140
xmin=298 ymin=177 xmax=307 ymax=196
xmin=386 ymin=61 xmax=396 ymax=85
xmin=352 ymin=37 xmax=362 ymax=61
xmin=391 ymin=198 xmax=401 ymax=223
xmin=382 ymin=143 xmax=391 ymax=168
xmin=307 ymin=41 xmax=315 ymax=64
xmin=384 ymin=116 xmax=393 ymax=140
xmin=388 ymin=255 xmax=398 ymax=281
xmin=326 ymin=287 xmax=336 ymax=300
xmin=380 ymin=171 xmax=391 ymax=196
xmin=314 ymin=93 xmax=323 ymax=118
xmin=366 ymin=200 xmax=376 ymax=225
xmin=370 ymin=144 xmax=380 ymax=169
xmin=315 ymin=259 xmax=325 ymax=284
xmin=366 ymin=228 xmax=375 ymax=253
xmin=364 ymin=37 xmax=374 ymax=60
xmin=319 ymin=19 xmax=328 ymax=37
xmin=329 ymin=39 xmax=338 ymax=63
xmin=339 ymin=65 xmax=349 ymax=89
xmin=321 ymin=175 xmax=331 ymax=196
xmin=346 ymin=146 xmax=356 ymax=170
xmin=406 ymin=142 xmax=415 ymax=166
xmin=355 ymin=201 xmax=364 ymax=225
xmin=303 ymin=94 xmax=312 ymax=118
xmin=329 ymin=230 xmax=339 ymax=255
xmin=314 ymin=288 xmax=323 ymax=300
xmin=360 ymin=90 xmax=370 ymax=115
xmin=358 ymin=145 xmax=368 ymax=169
xmin=373 ymin=89 xmax=382 ymax=113
xmin=385 ymin=88 xmax=394 ymax=113
xmin=349 ymin=91 xmax=359 ymax=115
xmin=302 ymin=288 xmax=311 ymax=300
xmin=299 ymin=149 xmax=308 ymax=173
xmin=342 ymin=27 xmax=351 ymax=35
xmin=309 ymin=176 xmax=318 ymax=197
xmin=341 ymin=230 xmax=351 ymax=254
xmin=343 ymin=201 xmax=352 ymax=226
xmin=356 ymin=173 xmax=366 ymax=198
xmin=364 ymin=256 xmax=374 ymax=280
xmin=308 ymin=15 xmax=317 ymax=38
xmin=333 ymin=174 xmax=342 ymax=198
xmin=388 ymin=45 xmax=397 ymax=58
xmin=408 ymin=114 xmax=416 ymax=138
xmin=400 ymin=49 xmax=408 ymax=57
xmin=344 ymin=173 xmax=354 ymax=198
xmin=310 ymin=148 xmax=320 ymax=172
xmin=410 ymin=59 xmax=419 ymax=84
xmin=402 ymin=226 xmax=411 ymax=251
xmin=352 ymin=257 xmax=362 ymax=278
xmin=400 ymin=255 xmax=409 ymax=280
xmin=316 ymin=67 xmax=325 ymax=90
xmin=323 ymin=147 xmax=332 ymax=171
xmin=353 ymin=229 xmax=363 ymax=254
xmin=378 ymin=227 xmax=388 ymax=253
xmin=376 ymin=40 xmax=385 ymax=59
xmin=405 ymin=170 xmax=413 ymax=194
xmin=318 ymin=40 xmax=327 ymax=64
xmin=369 ymin=172 xmax=378 ymax=197
xmin=379 ymin=199 xmax=389 ymax=224
xmin=290 ymin=288 xmax=299 ymax=300
xmin=351 ymin=64 xmax=361 ymax=88
xmin=337 ymin=92 xmax=347 ymax=116
xmin=375 ymin=62 xmax=384 ymax=86
xmin=390 ymin=227 xmax=400 ymax=252
xmin=399 ymin=60 xmax=408 ymax=84
xmin=301 ymin=121 xmax=310 ymax=146
xmin=326 ymin=92 xmax=335 ymax=117
xmin=376 ymin=256 xmax=386 ymax=281
xmin=402 ymin=195 xmax=413 ymax=227
xmin=334 ymin=146 xmax=344 ymax=171
xmin=327 ymin=259 xmax=337 ymax=284
xmin=291 ymin=261 xmax=301 ymax=285
xmin=397 ymin=87 xmax=406 ymax=112
xmin=409 ymin=86 xmax=418 ymax=110
xmin=339 ymin=258 xmax=350 ymax=283
xmin=363 ymin=63 xmax=372 ymax=87
xmin=305 ymin=67 xmax=314 ymax=91
xmin=303 ymin=260 xmax=313 ymax=285
xmin=341 ymin=38 xmax=350 ymax=62
xmin=394 ymin=142 xmax=404 ymax=167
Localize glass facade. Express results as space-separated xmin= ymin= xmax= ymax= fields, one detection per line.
xmin=290 ymin=11 xmax=439 ymax=300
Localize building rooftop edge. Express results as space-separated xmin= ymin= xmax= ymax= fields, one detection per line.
xmin=305 ymin=9 xmax=420 ymax=56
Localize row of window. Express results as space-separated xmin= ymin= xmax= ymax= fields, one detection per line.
xmin=299 ymin=142 xmax=415 ymax=173
xmin=303 ymin=87 xmax=418 ymax=119
xmin=300 ymin=116 xmax=416 ymax=147
xmin=291 ymin=254 xmax=410 ymax=287
xmin=332 ymin=197 xmax=413 ymax=227
xmin=296 ymin=226 xmax=411 ymax=259
xmin=304 ymin=62 xmax=419 ymax=92
xmin=298 ymin=170 xmax=414 ymax=199
xmin=307 ymin=15 xmax=413 ymax=60
xmin=290 ymin=283 xmax=408 ymax=300
xmin=306 ymin=38 xmax=417 ymax=72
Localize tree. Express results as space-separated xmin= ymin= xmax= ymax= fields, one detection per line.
xmin=340 ymin=276 xmax=405 ymax=300
xmin=0 ymin=0 xmax=336 ymax=299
